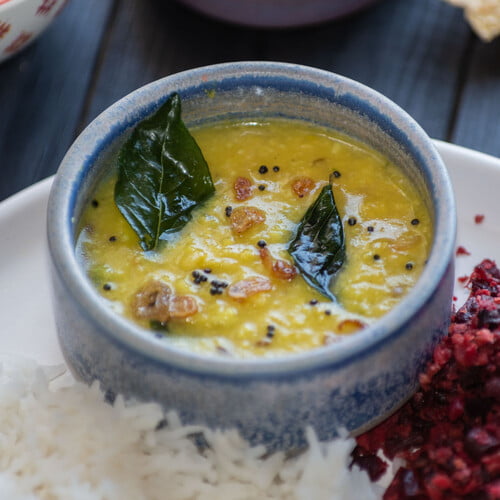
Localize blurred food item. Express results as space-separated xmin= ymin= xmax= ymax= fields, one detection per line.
xmin=445 ymin=0 xmax=500 ymax=41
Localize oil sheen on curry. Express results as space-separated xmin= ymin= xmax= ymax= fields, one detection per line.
xmin=77 ymin=96 xmax=432 ymax=358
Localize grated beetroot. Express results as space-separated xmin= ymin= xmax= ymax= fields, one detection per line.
xmin=353 ymin=259 xmax=500 ymax=499
xmin=456 ymin=246 xmax=471 ymax=256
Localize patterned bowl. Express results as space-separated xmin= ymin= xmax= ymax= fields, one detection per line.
xmin=0 ymin=0 xmax=67 ymax=63
xmin=176 ymin=0 xmax=380 ymax=27
xmin=47 ymin=62 xmax=456 ymax=451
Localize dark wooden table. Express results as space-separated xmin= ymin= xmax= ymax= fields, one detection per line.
xmin=1 ymin=0 xmax=500 ymax=202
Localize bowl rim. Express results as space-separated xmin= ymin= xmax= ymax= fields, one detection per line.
xmin=47 ymin=61 xmax=456 ymax=379
xmin=176 ymin=0 xmax=381 ymax=28
xmin=0 ymin=0 xmax=34 ymax=11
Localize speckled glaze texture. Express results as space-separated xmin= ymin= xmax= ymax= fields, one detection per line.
xmin=47 ymin=62 xmax=456 ymax=450
xmin=175 ymin=0 xmax=380 ymax=28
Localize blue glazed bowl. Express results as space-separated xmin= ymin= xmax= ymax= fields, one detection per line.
xmin=47 ymin=62 xmax=456 ymax=450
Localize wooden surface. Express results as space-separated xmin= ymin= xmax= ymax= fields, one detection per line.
xmin=1 ymin=0 xmax=500 ymax=201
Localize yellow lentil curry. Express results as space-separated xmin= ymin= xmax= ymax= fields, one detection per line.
xmin=77 ymin=117 xmax=432 ymax=358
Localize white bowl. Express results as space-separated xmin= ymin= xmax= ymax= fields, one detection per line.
xmin=0 ymin=0 xmax=67 ymax=63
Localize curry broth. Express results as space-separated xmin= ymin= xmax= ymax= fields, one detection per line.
xmin=77 ymin=119 xmax=432 ymax=357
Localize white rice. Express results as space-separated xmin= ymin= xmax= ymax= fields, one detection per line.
xmin=0 ymin=356 xmax=384 ymax=500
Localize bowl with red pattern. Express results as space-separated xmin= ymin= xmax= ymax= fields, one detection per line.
xmin=0 ymin=0 xmax=67 ymax=63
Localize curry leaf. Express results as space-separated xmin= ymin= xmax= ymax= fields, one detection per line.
xmin=288 ymin=184 xmax=345 ymax=301
xmin=114 ymin=93 xmax=215 ymax=251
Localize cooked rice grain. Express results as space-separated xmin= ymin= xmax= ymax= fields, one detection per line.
xmin=0 ymin=356 xmax=381 ymax=500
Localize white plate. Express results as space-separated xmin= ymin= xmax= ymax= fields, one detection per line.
xmin=1 ymin=141 xmax=499 ymax=365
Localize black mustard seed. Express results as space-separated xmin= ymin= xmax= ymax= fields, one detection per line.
xmin=406 ymin=262 xmax=414 ymax=270
xmin=273 ymin=166 xmax=280 ymax=172
xmin=257 ymin=240 xmax=267 ymax=248
xmin=348 ymin=217 xmax=357 ymax=226
xmin=258 ymin=185 xmax=266 ymax=191
xmin=411 ymin=218 xmax=420 ymax=225
xmin=192 ymin=270 xmax=207 ymax=284
xmin=333 ymin=171 xmax=341 ymax=178
xmin=259 ymin=165 xmax=268 ymax=174
xmin=91 ymin=199 xmax=99 ymax=208
xmin=367 ymin=226 xmax=374 ymax=233
xmin=225 ymin=206 xmax=233 ymax=217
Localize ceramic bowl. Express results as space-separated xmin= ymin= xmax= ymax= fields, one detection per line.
xmin=176 ymin=0 xmax=380 ymax=28
xmin=47 ymin=62 xmax=456 ymax=450
xmin=0 ymin=0 xmax=67 ymax=63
